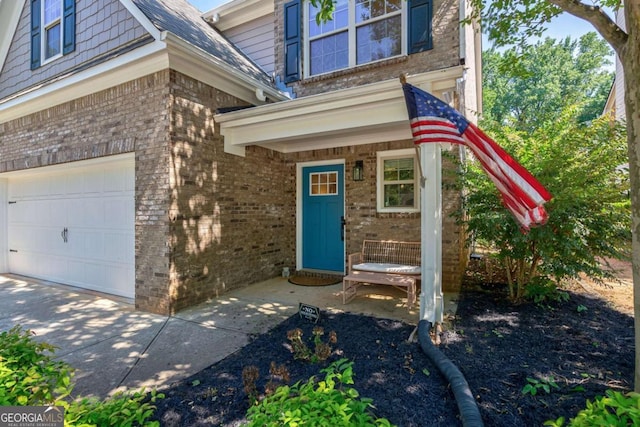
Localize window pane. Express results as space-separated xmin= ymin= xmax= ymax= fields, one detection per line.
xmin=387 ymin=0 xmax=402 ymax=13
xmin=384 ymin=158 xmax=414 ymax=180
xmin=310 ymin=172 xmax=339 ymax=195
xmin=356 ymin=15 xmax=401 ymax=64
xmin=383 ymin=158 xmax=414 ymax=181
xmin=44 ymin=0 xmax=61 ymax=26
xmin=308 ymin=0 xmax=348 ymax=36
xmin=310 ymin=31 xmax=348 ymax=75
xmin=355 ymin=0 xmax=401 ymax=23
xmin=384 ymin=184 xmax=414 ymax=207
xmin=45 ymin=24 xmax=61 ymax=59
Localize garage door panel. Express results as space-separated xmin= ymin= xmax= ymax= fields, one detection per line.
xmin=104 ymin=232 xmax=133 ymax=262
xmin=9 ymin=226 xmax=56 ymax=254
xmin=105 ymin=198 xmax=133 ymax=229
xmin=104 ymin=166 xmax=134 ymax=193
xmin=75 ymin=230 xmax=104 ymax=259
xmin=48 ymin=200 xmax=68 ymax=226
xmin=67 ymin=199 xmax=95 ymax=228
xmin=40 ymin=254 xmax=69 ymax=282
xmin=49 ymin=175 xmax=68 ymax=196
xmin=7 ymin=156 xmax=135 ymax=298
xmin=104 ymin=265 xmax=134 ymax=297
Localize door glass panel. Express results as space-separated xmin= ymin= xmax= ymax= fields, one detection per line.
xmin=310 ymin=172 xmax=338 ymax=195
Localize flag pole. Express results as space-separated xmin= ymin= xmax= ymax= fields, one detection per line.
xmin=400 ymin=74 xmax=426 ymax=186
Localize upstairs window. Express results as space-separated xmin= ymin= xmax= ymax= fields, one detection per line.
xmin=284 ymin=0 xmax=431 ymax=83
xmin=43 ymin=0 xmax=62 ymax=60
xmin=31 ymin=0 xmax=76 ymax=69
xmin=306 ymin=0 xmax=403 ymax=76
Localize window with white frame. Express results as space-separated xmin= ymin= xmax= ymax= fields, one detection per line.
xmin=43 ymin=0 xmax=63 ymax=61
xmin=306 ymin=0 xmax=404 ymax=76
xmin=377 ymin=149 xmax=419 ymax=212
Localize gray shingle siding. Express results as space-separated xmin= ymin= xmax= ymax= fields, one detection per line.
xmin=0 ymin=0 xmax=149 ymax=100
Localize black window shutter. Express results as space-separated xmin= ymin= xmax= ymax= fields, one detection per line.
xmin=62 ymin=0 xmax=76 ymax=55
xmin=408 ymin=0 xmax=433 ymax=54
xmin=284 ymin=0 xmax=301 ymax=83
xmin=30 ymin=0 xmax=41 ymax=69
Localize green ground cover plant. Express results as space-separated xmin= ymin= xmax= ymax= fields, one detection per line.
xmin=0 ymin=325 xmax=163 ymax=427
xmin=545 ymin=390 xmax=640 ymax=426
xmin=244 ymin=358 xmax=394 ymax=427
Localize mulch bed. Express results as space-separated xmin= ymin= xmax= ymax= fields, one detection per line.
xmin=151 ymin=283 xmax=634 ymax=426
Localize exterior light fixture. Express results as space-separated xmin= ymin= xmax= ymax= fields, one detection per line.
xmin=352 ymin=160 xmax=364 ymax=181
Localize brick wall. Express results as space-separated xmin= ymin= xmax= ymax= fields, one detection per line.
xmin=167 ymin=71 xmax=295 ymax=312
xmin=0 ymin=71 xmax=174 ymax=314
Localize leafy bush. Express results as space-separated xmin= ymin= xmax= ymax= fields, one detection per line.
xmin=545 ymin=390 xmax=640 ymax=426
xmin=244 ymin=358 xmax=394 ymax=427
xmin=0 ymin=325 xmax=162 ymax=426
xmin=524 ymin=276 xmax=570 ymax=305
xmin=0 ymin=325 xmax=73 ymax=405
xmin=461 ymin=109 xmax=629 ymax=301
xmin=63 ymin=389 xmax=163 ymax=427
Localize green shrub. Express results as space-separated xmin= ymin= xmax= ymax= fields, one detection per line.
xmin=524 ymin=276 xmax=570 ymax=305
xmin=0 ymin=325 xmax=74 ymax=405
xmin=244 ymin=358 xmax=394 ymax=427
xmin=545 ymin=390 xmax=640 ymax=426
xmin=63 ymin=389 xmax=163 ymax=427
xmin=0 ymin=325 xmax=162 ymax=427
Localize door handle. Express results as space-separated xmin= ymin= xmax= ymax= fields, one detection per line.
xmin=340 ymin=216 xmax=346 ymax=241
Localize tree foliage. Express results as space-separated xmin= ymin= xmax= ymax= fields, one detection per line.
xmin=483 ymin=33 xmax=614 ymax=130
xmin=464 ymin=107 xmax=629 ymax=300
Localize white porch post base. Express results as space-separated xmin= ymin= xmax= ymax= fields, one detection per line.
xmin=419 ymin=143 xmax=444 ymax=324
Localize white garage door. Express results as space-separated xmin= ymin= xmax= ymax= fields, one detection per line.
xmin=7 ymin=156 xmax=135 ymax=298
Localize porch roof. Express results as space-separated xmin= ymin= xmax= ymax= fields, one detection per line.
xmin=216 ymin=67 xmax=464 ymax=157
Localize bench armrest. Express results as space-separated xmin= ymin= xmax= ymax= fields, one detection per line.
xmin=347 ymin=252 xmax=362 ymax=274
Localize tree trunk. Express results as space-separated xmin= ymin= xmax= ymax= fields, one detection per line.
xmin=621 ymin=2 xmax=640 ymax=393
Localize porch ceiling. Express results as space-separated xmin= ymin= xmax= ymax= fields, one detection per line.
xmin=216 ymin=66 xmax=464 ymax=157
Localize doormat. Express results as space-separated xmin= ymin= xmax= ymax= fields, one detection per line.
xmin=288 ymin=276 xmax=342 ymax=286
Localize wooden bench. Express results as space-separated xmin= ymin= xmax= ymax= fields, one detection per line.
xmin=342 ymin=240 xmax=421 ymax=309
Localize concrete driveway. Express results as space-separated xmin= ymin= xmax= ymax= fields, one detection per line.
xmin=0 ymin=273 xmax=441 ymax=399
xmin=0 ymin=274 xmax=297 ymax=398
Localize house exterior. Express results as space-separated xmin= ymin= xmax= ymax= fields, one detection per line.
xmin=0 ymin=0 xmax=481 ymax=316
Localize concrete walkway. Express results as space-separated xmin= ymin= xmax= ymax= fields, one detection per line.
xmin=0 ymin=274 xmax=457 ymax=398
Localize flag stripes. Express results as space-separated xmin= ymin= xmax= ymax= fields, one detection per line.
xmin=403 ymin=83 xmax=552 ymax=230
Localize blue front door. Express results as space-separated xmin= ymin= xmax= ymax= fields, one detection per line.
xmin=302 ymin=164 xmax=345 ymax=272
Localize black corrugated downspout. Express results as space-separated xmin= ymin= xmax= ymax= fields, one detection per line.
xmin=418 ymin=320 xmax=484 ymax=427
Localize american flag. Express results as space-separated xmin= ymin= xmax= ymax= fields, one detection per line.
xmin=402 ymin=83 xmax=552 ymax=231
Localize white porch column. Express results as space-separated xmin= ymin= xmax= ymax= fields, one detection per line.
xmin=419 ymin=143 xmax=444 ymax=323
xmin=0 ymin=178 xmax=7 ymax=273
